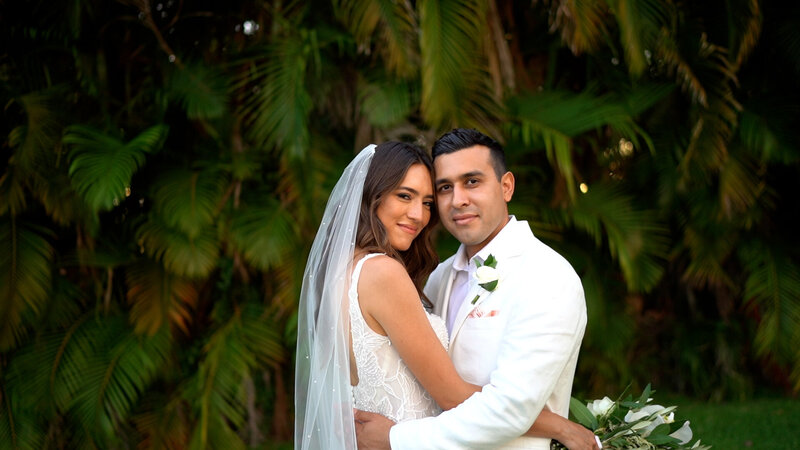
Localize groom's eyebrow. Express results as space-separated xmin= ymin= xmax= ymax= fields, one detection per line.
xmin=436 ymin=171 xmax=484 ymax=186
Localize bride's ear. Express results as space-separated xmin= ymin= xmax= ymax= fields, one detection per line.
xmin=501 ymin=171 xmax=515 ymax=202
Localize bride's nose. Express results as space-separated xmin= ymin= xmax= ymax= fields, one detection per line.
xmin=407 ymin=200 xmax=424 ymax=222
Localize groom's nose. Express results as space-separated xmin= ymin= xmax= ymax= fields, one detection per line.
xmin=451 ymin=185 xmax=470 ymax=207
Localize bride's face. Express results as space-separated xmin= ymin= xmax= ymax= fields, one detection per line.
xmin=376 ymin=164 xmax=434 ymax=251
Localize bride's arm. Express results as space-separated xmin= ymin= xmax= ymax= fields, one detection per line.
xmin=359 ymin=257 xmax=597 ymax=449
xmin=358 ymin=256 xmax=477 ymax=409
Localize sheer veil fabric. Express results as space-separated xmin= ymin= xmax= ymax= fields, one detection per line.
xmin=295 ymin=145 xmax=376 ymax=450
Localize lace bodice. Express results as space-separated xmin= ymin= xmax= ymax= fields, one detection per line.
xmin=349 ymin=253 xmax=449 ymax=423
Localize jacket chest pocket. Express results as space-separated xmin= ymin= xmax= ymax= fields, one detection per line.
xmin=453 ymin=316 xmax=505 ymax=383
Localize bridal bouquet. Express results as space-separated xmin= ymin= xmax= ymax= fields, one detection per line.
xmin=552 ymin=385 xmax=711 ymax=449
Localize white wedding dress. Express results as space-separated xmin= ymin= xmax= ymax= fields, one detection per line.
xmin=349 ymin=253 xmax=449 ymax=422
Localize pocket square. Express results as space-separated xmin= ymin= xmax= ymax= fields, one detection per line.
xmin=467 ymin=308 xmax=499 ymax=318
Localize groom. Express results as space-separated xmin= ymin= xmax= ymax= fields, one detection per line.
xmin=355 ymin=129 xmax=589 ymax=449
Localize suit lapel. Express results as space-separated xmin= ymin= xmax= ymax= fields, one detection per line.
xmin=436 ymin=263 xmax=457 ymax=318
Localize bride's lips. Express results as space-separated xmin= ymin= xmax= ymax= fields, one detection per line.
xmin=397 ymin=224 xmax=418 ymax=235
xmin=452 ymin=214 xmax=477 ymax=226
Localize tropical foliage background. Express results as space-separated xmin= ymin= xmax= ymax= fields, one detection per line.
xmin=1 ymin=0 xmax=798 ymax=447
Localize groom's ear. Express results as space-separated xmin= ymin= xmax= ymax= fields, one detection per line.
xmin=501 ymin=171 xmax=515 ymax=202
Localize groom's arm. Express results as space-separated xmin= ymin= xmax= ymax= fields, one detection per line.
xmin=389 ymin=276 xmax=586 ymax=449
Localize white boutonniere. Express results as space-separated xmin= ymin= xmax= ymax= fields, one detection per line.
xmin=471 ymin=254 xmax=499 ymax=304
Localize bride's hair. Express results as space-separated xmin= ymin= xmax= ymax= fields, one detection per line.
xmin=356 ymin=141 xmax=438 ymax=309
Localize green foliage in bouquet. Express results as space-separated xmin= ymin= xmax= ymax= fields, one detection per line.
xmin=555 ymin=385 xmax=711 ymax=449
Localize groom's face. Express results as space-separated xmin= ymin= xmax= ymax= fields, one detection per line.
xmin=434 ymin=145 xmax=514 ymax=258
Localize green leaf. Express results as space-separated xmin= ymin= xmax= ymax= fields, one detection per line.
xmin=508 ymin=90 xmax=653 ymax=198
xmin=167 ymin=63 xmax=229 ymax=119
xmin=567 ymin=183 xmax=669 ymax=292
xmin=484 ymin=254 xmax=497 ymax=268
xmin=609 ymin=0 xmax=672 ymax=76
xmin=637 ymin=384 xmax=653 ymax=405
xmin=0 ymin=218 xmax=53 ymax=351
xmin=569 ymin=397 xmax=598 ymax=430
xmin=185 ymin=303 xmax=284 ymax=449
xmin=359 ymin=79 xmax=416 ymax=127
xmin=126 ymin=260 xmax=198 ymax=336
xmin=646 ymin=433 xmax=680 ymax=445
xmin=228 ymin=198 xmax=295 ymax=271
xmin=151 ymin=168 xmax=226 ymax=239
xmin=65 ymin=124 xmax=168 ymax=211
xmin=237 ymin=38 xmax=313 ymax=158
xmin=333 ymin=0 xmax=418 ymax=76
xmin=419 ymin=0 xmax=501 ymax=131
xmin=137 ymin=217 xmax=219 ymax=278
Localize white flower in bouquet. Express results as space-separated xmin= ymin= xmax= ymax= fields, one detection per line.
xmin=554 ymin=385 xmax=710 ymax=450
xmin=587 ymin=396 xmax=615 ymax=418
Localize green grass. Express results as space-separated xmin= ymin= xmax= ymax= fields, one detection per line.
xmin=668 ymin=395 xmax=800 ymax=449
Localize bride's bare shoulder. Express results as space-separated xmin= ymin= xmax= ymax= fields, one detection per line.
xmin=358 ymin=255 xmax=416 ymax=302
xmin=359 ymin=254 xmax=408 ymax=281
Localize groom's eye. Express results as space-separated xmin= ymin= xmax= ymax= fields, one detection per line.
xmin=437 ymin=184 xmax=452 ymax=192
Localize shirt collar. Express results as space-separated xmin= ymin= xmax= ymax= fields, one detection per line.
xmin=452 ymin=215 xmax=518 ymax=272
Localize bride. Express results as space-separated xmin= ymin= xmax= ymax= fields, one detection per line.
xmin=295 ymin=142 xmax=593 ymax=449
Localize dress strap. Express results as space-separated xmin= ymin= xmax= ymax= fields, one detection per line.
xmin=351 ymin=253 xmax=385 ymax=285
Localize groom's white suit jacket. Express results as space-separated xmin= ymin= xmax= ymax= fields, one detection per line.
xmin=390 ymin=217 xmax=587 ymax=449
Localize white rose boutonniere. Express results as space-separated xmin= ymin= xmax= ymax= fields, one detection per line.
xmin=471 ymin=254 xmax=499 ymax=304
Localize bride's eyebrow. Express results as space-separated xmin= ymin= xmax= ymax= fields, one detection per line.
xmin=397 ymin=186 xmax=420 ymax=195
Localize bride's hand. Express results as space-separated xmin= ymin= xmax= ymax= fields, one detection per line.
xmin=556 ymin=420 xmax=601 ymax=450
xmin=354 ymin=409 xmax=394 ymax=450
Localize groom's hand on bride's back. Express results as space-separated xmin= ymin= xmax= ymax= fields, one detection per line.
xmin=354 ymin=409 xmax=394 ymax=450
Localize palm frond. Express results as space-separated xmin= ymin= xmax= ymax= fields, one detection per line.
xmin=738 ymin=108 xmax=800 ymax=165
xmin=508 ymin=90 xmax=650 ymax=198
xmin=228 ymin=198 xmax=297 ymax=272
xmin=538 ymin=0 xmax=610 ymax=55
xmin=167 ymin=64 xmax=229 ymax=120
xmin=574 ymin=257 xmax=636 ymax=392
xmin=609 ymin=0 xmax=672 ymax=75
xmin=65 ymin=124 xmax=168 ymax=212
xmin=0 ymin=385 xmax=44 ymax=450
xmin=359 ymin=78 xmax=417 ymax=128
xmin=0 ymin=164 xmax=28 ymax=217
xmin=136 ymin=217 xmax=219 ymax=279
xmin=564 ymin=182 xmax=669 ymax=292
xmin=0 ymin=218 xmax=53 ymax=351
xmin=126 ymin=260 xmax=198 ymax=336
xmin=151 ymin=168 xmax=226 ymax=239
xmin=132 ymin=394 xmax=190 ymax=450
xmin=333 ymin=0 xmax=418 ymax=76
xmin=186 ymin=303 xmax=284 ymax=449
xmin=11 ymin=87 xmax=65 ymax=173
xmin=726 ymin=0 xmax=762 ymax=69
xmin=236 ymin=38 xmax=313 ymax=158
xmin=716 ymin=150 xmax=767 ymax=221
xmin=739 ymin=241 xmax=800 ymax=390
xmin=681 ymin=223 xmax=736 ymax=290
xmin=419 ymin=0 xmax=500 ymax=130
xmin=48 ymin=316 xmax=171 ymax=444
xmin=30 ymin=169 xmax=97 ymax=230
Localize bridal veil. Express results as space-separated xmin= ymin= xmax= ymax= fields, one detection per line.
xmin=295 ymin=144 xmax=376 ymax=449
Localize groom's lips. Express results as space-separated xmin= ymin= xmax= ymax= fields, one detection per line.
xmin=452 ymin=214 xmax=477 ymax=226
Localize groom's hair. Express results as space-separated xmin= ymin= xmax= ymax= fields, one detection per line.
xmin=432 ymin=128 xmax=507 ymax=180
